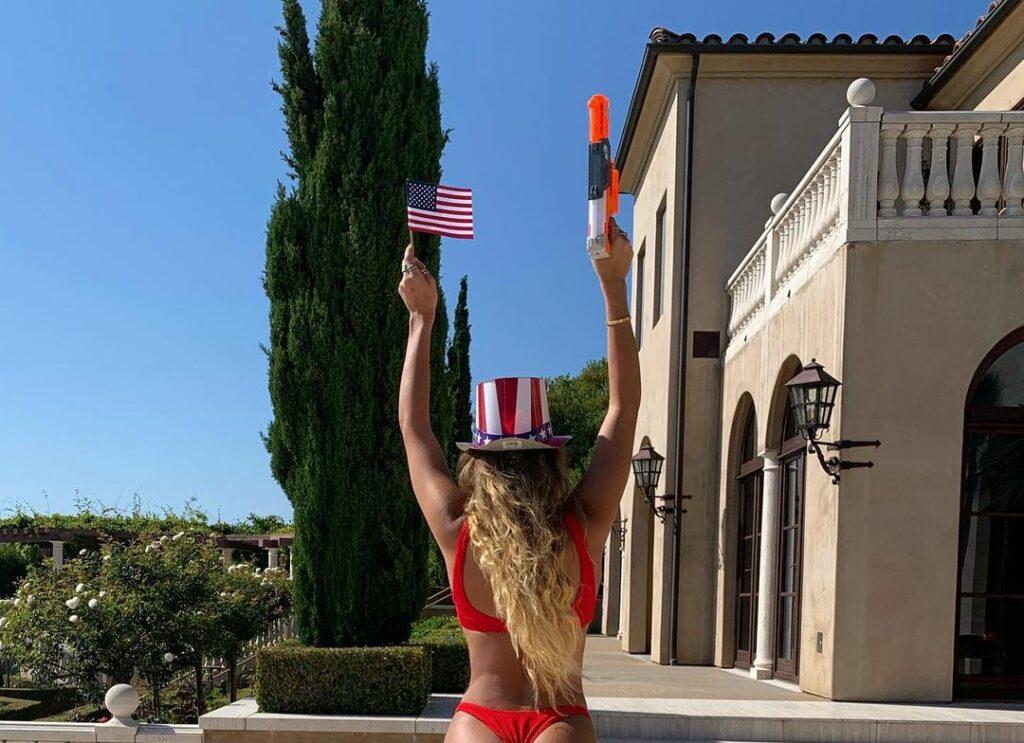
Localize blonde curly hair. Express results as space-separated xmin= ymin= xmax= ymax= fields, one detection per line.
xmin=456 ymin=448 xmax=585 ymax=706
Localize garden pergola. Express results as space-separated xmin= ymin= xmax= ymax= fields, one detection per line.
xmin=0 ymin=527 xmax=294 ymax=576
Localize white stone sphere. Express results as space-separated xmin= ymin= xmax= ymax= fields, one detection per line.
xmin=105 ymin=683 xmax=140 ymax=719
xmin=770 ymin=193 xmax=790 ymax=215
xmin=847 ymin=78 xmax=876 ymax=107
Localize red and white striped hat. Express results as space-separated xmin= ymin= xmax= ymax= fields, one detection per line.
xmin=457 ymin=377 xmax=572 ymax=452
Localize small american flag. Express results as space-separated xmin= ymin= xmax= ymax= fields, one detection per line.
xmin=406 ymin=180 xmax=474 ymax=239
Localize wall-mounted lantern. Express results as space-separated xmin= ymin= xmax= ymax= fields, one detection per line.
xmin=630 ymin=441 xmax=691 ymax=665
xmin=630 ymin=442 xmax=664 ymax=508
xmin=785 ymin=359 xmax=880 ymax=483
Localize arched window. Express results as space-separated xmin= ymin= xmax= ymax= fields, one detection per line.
xmin=734 ymin=406 xmax=762 ymax=668
xmin=774 ymin=400 xmax=806 ymax=682
xmin=956 ymin=329 xmax=1024 ymax=699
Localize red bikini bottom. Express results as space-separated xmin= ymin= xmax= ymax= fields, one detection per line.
xmin=455 ymin=701 xmax=590 ymax=743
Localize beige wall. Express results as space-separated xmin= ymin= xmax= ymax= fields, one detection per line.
xmin=624 ymin=55 xmax=939 ymax=666
xmin=619 ymin=28 xmax=1024 ymax=699
xmin=682 ymin=73 xmax=924 ymax=667
xmin=833 ymin=239 xmax=1024 ymax=701
xmin=717 ymin=246 xmax=848 ymax=699
xmin=717 ymin=238 xmax=1024 ymax=700
xmin=621 ymin=85 xmax=680 ymax=659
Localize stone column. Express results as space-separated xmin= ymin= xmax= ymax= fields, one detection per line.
xmin=267 ymin=547 xmax=280 ymax=570
xmin=751 ymin=450 xmax=781 ymax=680
xmin=621 ymin=489 xmax=653 ymax=653
xmin=601 ymin=527 xmax=623 ymax=637
xmin=288 ymin=548 xmax=294 ymax=580
xmin=51 ymin=541 xmax=64 ymax=571
xmin=221 ymin=548 xmax=233 ymax=568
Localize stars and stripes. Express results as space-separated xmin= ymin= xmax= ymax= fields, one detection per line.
xmin=406 ymin=180 xmax=474 ymax=239
xmin=459 ymin=376 xmax=570 ymax=450
xmin=475 ymin=377 xmax=551 ymax=441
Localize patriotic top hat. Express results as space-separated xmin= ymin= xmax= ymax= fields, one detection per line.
xmin=457 ymin=377 xmax=572 ymax=452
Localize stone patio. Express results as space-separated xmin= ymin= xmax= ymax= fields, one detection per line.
xmin=583 ymin=636 xmax=815 ymax=701
xmin=199 ymin=636 xmax=1024 ymax=742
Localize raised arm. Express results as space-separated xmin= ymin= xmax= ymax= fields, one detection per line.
xmin=398 ymin=243 xmax=463 ymax=552
xmin=576 ymin=218 xmax=641 ymax=539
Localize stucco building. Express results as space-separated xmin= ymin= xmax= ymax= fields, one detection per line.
xmin=601 ymin=0 xmax=1024 ymax=701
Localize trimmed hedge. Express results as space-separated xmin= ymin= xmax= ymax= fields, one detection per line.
xmin=254 ymin=644 xmax=430 ymax=716
xmin=408 ymin=616 xmax=469 ymax=693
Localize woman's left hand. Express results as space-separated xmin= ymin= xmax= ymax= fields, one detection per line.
xmin=398 ymin=243 xmax=437 ymax=321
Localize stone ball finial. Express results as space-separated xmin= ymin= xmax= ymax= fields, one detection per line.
xmin=770 ymin=193 xmax=790 ymax=215
xmin=104 ymin=683 xmax=140 ymax=723
xmin=847 ymin=78 xmax=876 ymax=107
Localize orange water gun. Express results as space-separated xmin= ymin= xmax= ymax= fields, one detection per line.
xmin=586 ymin=94 xmax=619 ymax=260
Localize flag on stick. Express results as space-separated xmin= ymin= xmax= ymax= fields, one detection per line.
xmin=406 ymin=180 xmax=474 ymax=239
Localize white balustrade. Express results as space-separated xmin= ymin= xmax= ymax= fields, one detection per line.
xmin=725 ymin=235 xmax=767 ymax=338
xmin=725 ymin=79 xmax=1024 ymax=347
xmin=978 ymin=123 xmax=1006 ymax=215
xmin=877 ymin=112 xmax=1024 ymax=217
xmin=877 ymin=124 xmax=901 ymax=217
xmin=899 ymin=124 xmax=928 ymax=216
xmin=1004 ymin=125 xmax=1024 ymax=216
xmin=0 ymin=683 xmax=201 ymax=741
xmin=925 ymin=124 xmax=953 ymax=217
xmin=773 ymin=137 xmax=844 ymax=285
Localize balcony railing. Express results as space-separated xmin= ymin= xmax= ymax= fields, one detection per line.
xmin=0 ymin=683 xmax=200 ymax=742
xmin=725 ymin=79 xmax=1024 ymax=344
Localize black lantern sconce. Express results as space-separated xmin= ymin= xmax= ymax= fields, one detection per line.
xmin=631 ymin=443 xmax=666 ymax=512
xmin=785 ymin=359 xmax=880 ymax=483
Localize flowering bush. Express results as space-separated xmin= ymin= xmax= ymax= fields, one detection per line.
xmin=0 ymin=531 xmax=290 ymax=709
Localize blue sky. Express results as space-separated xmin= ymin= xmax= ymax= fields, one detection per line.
xmin=0 ymin=1 xmax=980 ymax=520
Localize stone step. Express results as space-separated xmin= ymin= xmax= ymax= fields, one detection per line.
xmin=587 ymin=696 xmax=1024 ymax=742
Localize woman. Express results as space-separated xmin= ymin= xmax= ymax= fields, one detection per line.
xmin=398 ymin=218 xmax=640 ymax=743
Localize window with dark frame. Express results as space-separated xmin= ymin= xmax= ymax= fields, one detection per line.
xmin=956 ymin=329 xmax=1024 ymax=700
xmin=654 ymin=198 xmax=667 ymax=324
xmin=774 ymin=402 xmax=806 ymax=683
xmin=734 ymin=406 xmax=762 ymax=669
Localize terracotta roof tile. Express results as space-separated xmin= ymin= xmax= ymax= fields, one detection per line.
xmin=648 ymin=28 xmax=957 ymax=49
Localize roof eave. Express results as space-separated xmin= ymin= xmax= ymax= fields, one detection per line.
xmin=912 ymin=0 xmax=1022 ymax=109
xmin=615 ymin=43 xmax=658 ymax=177
xmin=617 ymin=39 xmax=955 ymax=179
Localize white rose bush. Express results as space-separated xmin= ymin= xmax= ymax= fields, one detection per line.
xmin=0 ymin=531 xmax=290 ymax=718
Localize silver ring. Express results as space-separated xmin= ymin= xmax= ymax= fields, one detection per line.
xmin=400 ymin=264 xmax=414 ymax=274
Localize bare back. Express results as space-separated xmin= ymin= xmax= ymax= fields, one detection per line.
xmin=444 ymin=501 xmax=605 ymax=711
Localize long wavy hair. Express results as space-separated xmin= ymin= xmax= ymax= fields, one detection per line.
xmin=456 ymin=448 xmax=584 ymax=705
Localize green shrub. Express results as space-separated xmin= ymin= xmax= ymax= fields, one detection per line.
xmin=409 ymin=616 xmax=469 ymax=693
xmin=254 ymin=645 xmax=430 ymax=715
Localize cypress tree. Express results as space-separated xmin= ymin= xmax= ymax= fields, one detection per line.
xmin=264 ymin=0 xmax=449 ymax=647
xmin=445 ymin=276 xmax=472 ymax=470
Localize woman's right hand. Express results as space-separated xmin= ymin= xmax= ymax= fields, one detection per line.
xmin=592 ymin=217 xmax=634 ymax=289
xmin=397 ymin=243 xmax=437 ymax=322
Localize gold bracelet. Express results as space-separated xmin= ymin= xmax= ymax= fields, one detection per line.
xmin=607 ymin=315 xmax=631 ymax=327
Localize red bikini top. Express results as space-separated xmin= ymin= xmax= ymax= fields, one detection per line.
xmin=452 ymin=511 xmax=597 ymax=634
